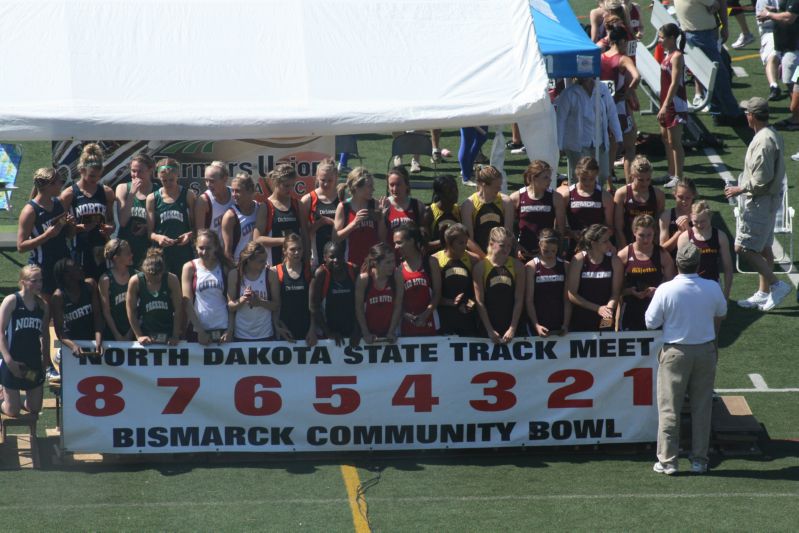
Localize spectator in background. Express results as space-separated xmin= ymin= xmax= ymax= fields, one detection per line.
xmin=729 ymin=0 xmax=756 ymax=49
xmin=458 ymin=126 xmax=489 ymax=187
xmin=760 ymin=0 xmax=799 ymax=130
xmin=725 ymin=97 xmax=791 ymax=310
xmin=555 ymin=77 xmax=622 ymax=187
xmin=658 ymin=24 xmax=689 ymax=189
xmin=754 ymin=0 xmax=783 ymax=101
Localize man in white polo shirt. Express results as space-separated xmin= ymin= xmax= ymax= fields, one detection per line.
xmin=645 ymin=240 xmax=727 ymax=475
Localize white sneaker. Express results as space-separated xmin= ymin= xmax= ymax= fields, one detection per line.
xmin=653 ymin=462 xmax=678 ymax=475
xmin=410 ymin=158 xmax=422 ymax=174
xmin=731 ymin=32 xmax=755 ymax=50
xmin=431 ymin=149 xmax=442 ymax=163
xmin=690 ymin=460 xmax=708 ymax=474
xmin=791 ymin=152 xmax=799 ymax=162
xmin=392 ymin=155 xmax=402 ymax=168
xmin=760 ymin=281 xmax=792 ymax=311
xmin=664 ymin=176 xmax=680 ymax=189
xmin=738 ymin=291 xmax=769 ymax=308
xmin=692 ymin=94 xmax=704 ymax=107
xmin=510 ymin=145 xmax=527 ymax=155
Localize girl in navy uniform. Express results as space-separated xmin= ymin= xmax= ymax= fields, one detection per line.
xmin=183 ymin=230 xmax=233 ymax=345
xmin=429 ymin=223 xmax=479 ymax=336
xmin=59 ymin=143 xmax=116 ymax=281
xmin=254 ymin=164 xmax=309 ymax=266
xmin=659 ymin=178 xmax=696 ymax=255
xmin=196 ymin=161 xmax=234 ymax=241
xmin=147 ymin=158 xmax=196 ymax=275
xmin=567 ymin=224 xmax=623 ymax=332
xmin=98 ymin=239 xmax=135 ymax=341
xmin=309 ymin=240 xmax=359 ymax=346
xmin=0 ymin=266 xmax=49 ymax=416
xmin=613 ymin=156 xmax=665 ymax=248
xmin=556 ymin=157 xmax=614 ymax=256
xmin=127 ymin=248 xmax=183 ymax=345
xmin=461 ymin=165 xmax=514 ymax=255
xmin=227 ymin=241 xmax=277 ymax=342
xmin=473 ymin=227 xmax=525 ymax=344
xmin=677 ymin=201 xmax=733 ymax=299
xmin=393 ymin=224 xmax=439 ymax=336
xmin=618 ymin=215 xmax=674 ymax=331
xmin=221 ymin=173 xmax=262 ymax=263
xmin=51 ymin=258 xmax=103 ymax=361
xmin=423 ymin=174 xmax=460 ymax=252
xmin=525 ymin=228 xmax=571 ymax=337
xmin=510 ymin=160 xmax=566 ymax=261
xmin=300 ymin=159 xmax=340 ymax=267
xmin=270 ymin=233 xmax=314 ymax=344
xmin=17 ymin=167 xmax=72 ymax=296
xmin=355 ymin=243 xmax=402 ymax=344
xmin=115 ymin=152 xmax=157 ymax=267
xmin=334 ymin=168 xmax=386 ymax=269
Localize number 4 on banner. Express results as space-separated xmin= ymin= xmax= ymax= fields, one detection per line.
xmin=391 ymin=374 xmax=440 ymax=412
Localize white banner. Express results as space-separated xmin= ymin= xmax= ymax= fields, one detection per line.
xmin=62 ymin=332 xmax=661 ymax=453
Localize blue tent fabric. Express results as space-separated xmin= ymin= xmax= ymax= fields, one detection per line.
xmin=529 ymin=0 xmax=600 ymax=78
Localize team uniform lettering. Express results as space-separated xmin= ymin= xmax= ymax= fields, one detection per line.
xmin=581 ymin=271 xmax=612 ymax=279
xmin=160 ymin=210 xmax=185 ymax=223
xmin=15 ymin=317 xmax=42 ymax=330
xmin=570 ymin=201 xmax=602 ymax=209
xmin=64 ymin=304 xmax=92 ymax=323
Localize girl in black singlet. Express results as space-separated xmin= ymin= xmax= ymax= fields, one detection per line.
xmin=255 ymin=164 xmax=309 ymax=266
xmin=567 ymin=224 xmax=623 ymax=332
xmin=429 ymin=223 xmax=480 ymax=336
xmin=126 ymin=248 xmax=183 ymax=345
xmin=271 ymin=233 xmax=314 ymax=344
xmin=556 ymin=157 xmax=614 ymax=256
xmin=17 ymin=167 xmax=71 ymax=296
xmin=473 ymin=227 xmax=525 ymax=343
xmin=461 ymin=166 xmax=514 ymax=255
xmin=613 ymin=155 xmax=665 ymax=248
xmin=525 ymin=228 xmax=571 ymax=336
xmin=309 ymin=240 xmax=359 ymax=346
xmin=511 ymin=160 xmax=566 ymax=261
xmin=659 ymin=178 xmax=696 ymax=255
xmin=0 ymin=265 xmax=49 ymax=416
xmin=423 ymin=174 xmax=461 ymax=252
xmin=59 ymin=143 xmax=116 ymax=281
xmin=677 ymin=200 xmax=733 ymax=299
xmin=98 ymin=239 xmax=135 ymax=341
xmin=51 ymin=258 xmax=103 ymax=359
xmin=300 ymin=159 xmax=341 ymax=267
xmin=618 ymin=215 xmax=674 ymax=331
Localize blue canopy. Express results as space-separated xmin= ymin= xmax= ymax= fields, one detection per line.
xmin=529 ymin=0 xmax=600 ymax=78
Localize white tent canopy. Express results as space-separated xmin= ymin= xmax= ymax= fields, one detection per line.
xmin=1 ymin=0 xmax=556 ymax=162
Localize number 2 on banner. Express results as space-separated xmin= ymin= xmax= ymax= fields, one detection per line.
xmin=547 ymin=369 xmax=594 ymax=408
xmin=392 ymin=374 xmax=439 ymax=412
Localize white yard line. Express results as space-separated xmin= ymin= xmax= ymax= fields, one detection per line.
xmin=748 ymin=373 xmax=769 ymax=390
xmin=732 ymin=66 xmax=748 ymax=78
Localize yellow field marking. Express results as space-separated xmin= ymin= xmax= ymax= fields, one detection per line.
xmin=340 ymin=464 xmax=370 ymax=533
xmin=732 ymin=53 xmax=760 ymax=62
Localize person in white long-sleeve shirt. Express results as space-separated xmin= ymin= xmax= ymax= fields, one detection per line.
xmin=555 ymin=77 xmax=622 ymax=188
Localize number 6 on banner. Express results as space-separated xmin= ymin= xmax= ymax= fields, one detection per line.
xmin=235 ymin=376 xmax=282 ymax=416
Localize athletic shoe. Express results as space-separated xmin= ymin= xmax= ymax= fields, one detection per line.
xmin=653 ymin=174 xmax=670 ymax=185
xmin=760 ymin=280 xmax=792 ymax=311
xmin=392 ymin=155 xmax=402 ymax=168
xmin=510 ymin=145 xmax=527 ymax=155
xmin=337 ymin=164 xmax=352 ymax=175
xmin=653 ymin=462 xmax=678 ymax=475
xmin=664 ymin=176 xmax=680 ymax=189
xmin=46 ymin=366 xmax=61 ymax=384
xmin=768 ymin=86 xmax=782 ymax=101
xmin=461 ymin=179 xmax=478 ymax=187
xmin=690 ymin=460 xmax=708 ymax=474
xmin=431 ymin=149 xmax=442 ymax=163
xmin=410 ymin=158 xmax=422 ymax=174
xmin=474 ymin=152 xmax=489 ymax=164
xmin=505 ymin=141 xmax=524 ymax=151
xmin=731 ymin=32 xmax=755 ymax=49
xmin=692 ymin=94 xmax=704 ymax=108
xmin=738 ymin=291 xmax=769 ymax=308
xmin=613 ymin=157 xmax=625 ymax=168
xmin=791 ymin=152 xmax=799 ymax=162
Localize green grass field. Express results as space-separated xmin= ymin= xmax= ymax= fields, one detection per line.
xmin=0 ymin=3 xmax=797 ymax=531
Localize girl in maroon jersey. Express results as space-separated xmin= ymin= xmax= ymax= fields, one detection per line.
xmin=334 ymin=168 xmax=386 ymax=269
xmin=556 ymin=157 xmax=614 ymax=255
xmin=657 ymin=23 xmax=688 ymax=189
xmin=617 ymin=215 xmax=674 ymax=331
xmin=382 ymin=166 xmax=430 ymax=245
xmin=677 ymin=201 xmax=733 ymax=299
xmin=511 ymin=160 xmax=566 ymax=261
xmin=659 ymin=178 xmax=696 ymax=254
xmin=525 ymin=228 xmax=571 ymax=336
xmin=300 ymin=159 xmax=340 ymax=267
xmin=393 ymin=224 xmax=439 ymax=336
xmin=355 ymin=243 xmax=401 ymax=344
xmin=613 ymin=155 xmax=665 ymax=248
xmin=567 ymin=224 xmax=623 ymax=331
xmin=473 ymin=227 xmax=525 ymax=344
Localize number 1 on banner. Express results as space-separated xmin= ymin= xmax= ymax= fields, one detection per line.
xmin=391 ymin=374 xmax=439 ymax=412
xmin=157 ymin=378 xmax=200 ymax=414
xmin=623 ymin=367 xmax=653 ymax=406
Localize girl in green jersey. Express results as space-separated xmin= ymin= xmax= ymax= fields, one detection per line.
xmin=126 ymin=247 xmax=182 ymax=345
xmin=146 ymin=158 xmax=196 ymax=275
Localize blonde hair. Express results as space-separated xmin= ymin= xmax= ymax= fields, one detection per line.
xmin=342 ymin=167 xmax=373 ymax=197
xmin=232 ymin=173 xmax=255 ymax=192
xmin=631 ymin=155 xmax=652 ymax=175
xmin=104 ymin=238 xmax=131 ymax=261
xmin=206 ymin=160 xmax=229 ymax=179
xmin=316 ymin=158 xmax=338 ymax=181
xmin=142 ymin=247 xmax=166 ymax=276
xmin=488 ymin=226 xmax=513 ymax=245
xmin=30 ymin=167 xmax=60 ymax=199
xmin=78 ymin=143 xmax=104 ymax=170
xmin=155 ymin=158 xmax=180 ymax=174
xmin=475 ymin=165 xmax=502 ymax=187
xmin=271 ymin=163 xmax=297 ymax=188
xmin=691 ymin=200 xmax=712 ymax=217
xmin=19 ymin=264 xmax=42 ymax=288
xmin=632 ymin=214 xmax=656 ymax=233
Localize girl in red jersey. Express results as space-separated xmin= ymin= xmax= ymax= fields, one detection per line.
xmin=659 ymin=178 xmax=697 ymax=255
xmin=613 ymin=156 xmax=665 ymax=248
xmin=556 ymin=157 xmax=614 ymax=255
xmin=461 ymin=165 xmax=514 ymax=256
xmin=473 ymin=227 xmax=525 ymax=344
xmin=510 ymin=160 xmax=566 ymax=261
xmin=300 ymin=159 xmax=340 ymax=268
xmin=617 ymin=215 xmax=674 ymax=331
xmin=270 ymin=233 xmax=314 ymax=344
xmin=430 ymin=223 xmax=480 ymax=336
xmin=254 ymin=164 xmax=309 ymax=266
xmin=567 ymin=224 xmax=623 ymax=332
xmin=221 ymin=173 xmax=262 ymax=264
xmin=382 ymin=166 xmax=430 ymax=244
xmin=525 ymin=228 xmax=571 ymax=337
xmin=334 ymin=168 xmax=386 ymax=268
xmin=355 ymin=243 xmax=401 ymax=344
xmin=677 ymin=201 xmax=733 ymax=299
xmin=393 ymin=224 xmax=439 ymax=336
xmin=657 ymin=23 xmax=688 ymax=189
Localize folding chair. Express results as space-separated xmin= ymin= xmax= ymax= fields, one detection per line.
xmin=734 ymin=175 xmax=795 ymax=273
xmin=387 ymin=132 xmax=437 ymax=175
xmin=334 ymin=135 xmax=363 ymax=167
xmin=0 ymin=143 xmax=22 ymax=211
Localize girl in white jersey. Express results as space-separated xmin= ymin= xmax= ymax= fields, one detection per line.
xmin=197 ymin=161 xmax=234 ymax=241
xmin=221 ymin=173 xmax=261 ymax=263
xmin=227 ymin=241 xmax=278 ymax=341
xmin=182 ymin=229 xmax=233 ymax=344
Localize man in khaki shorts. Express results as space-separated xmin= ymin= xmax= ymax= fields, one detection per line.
xmin=725 ymin=96 xmax=792 ymax=310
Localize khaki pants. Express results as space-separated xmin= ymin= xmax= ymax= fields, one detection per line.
xmin=656 ymin=341 xmax=717 ymax=467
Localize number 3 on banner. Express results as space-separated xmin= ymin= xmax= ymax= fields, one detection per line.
xmin=470 ymin=371 xmax=517 ymax=411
